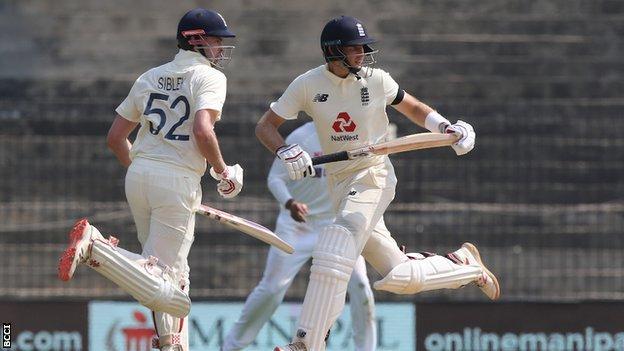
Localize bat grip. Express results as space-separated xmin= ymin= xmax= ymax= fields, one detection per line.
xmin=312 ymin=151 xmax=349 ymax=165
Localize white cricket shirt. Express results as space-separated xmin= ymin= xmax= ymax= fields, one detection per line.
xmin=267 ymin=122 xmax=333 ymax=221
xmin=270 ymin=65 xmax=399 ymax=175
xmin=116 ymin=49 xmax=227 ymax=176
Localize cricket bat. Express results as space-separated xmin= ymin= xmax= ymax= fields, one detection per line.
xmin=196 ymin=204 xmax=294 ymax=254
xmin=312 ymin=132 xmax=458 ymax=165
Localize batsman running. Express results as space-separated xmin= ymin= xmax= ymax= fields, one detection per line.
xmin=255 ymin=16 xmax=501 ymax=351
xmin=57 ymin=8 xmax=242 ymax=351
xmin=223 ymin=122 xmax=377 ymax=351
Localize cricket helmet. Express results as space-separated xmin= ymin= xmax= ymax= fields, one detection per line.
xmin=177 ymin=8 xmax=235 ymax=67
xmin=320 ymin=15 xmax=377 ymax=68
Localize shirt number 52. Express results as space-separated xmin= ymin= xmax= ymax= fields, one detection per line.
xmin=143 ymin=92 xmax=190 ymax=141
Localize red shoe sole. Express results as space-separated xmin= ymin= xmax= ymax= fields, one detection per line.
xmin=57 ymin=218 xmax=89 ymax=281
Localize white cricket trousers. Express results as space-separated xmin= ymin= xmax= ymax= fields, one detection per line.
xmin=222 ymin=214 xmax=377 ymax=351
xmin=125 ymin=157 xmax=201 ymax=349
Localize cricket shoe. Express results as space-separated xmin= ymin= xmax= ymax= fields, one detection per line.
xmin=448 ymin=242 xmax=500 ymax=300
xmin=274 ymin=342 xmax=307 ymax=351
xmin=58 ymin=218 xmax=104 ymax=281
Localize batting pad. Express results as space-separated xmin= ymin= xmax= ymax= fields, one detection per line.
xmin=296 ymin=225 xmax=358 ymax=351
xmin=374 ymin=255 xmax=481 ymax=294
xmin=88 ymin=239 xmax=191 ymax=318
xmin=153 ymin=284 xmax=189 ymax=350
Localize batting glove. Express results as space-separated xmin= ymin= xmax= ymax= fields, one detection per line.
xmin=445 ymin=120 xmax=475 ymax=155
xmin=209 ymin=164 xmax=244 ymax=198
xmin=276 ymin=144 xmax=315 ymax=180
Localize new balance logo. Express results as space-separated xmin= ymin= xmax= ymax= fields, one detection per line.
xmin=348 ymin=190 xmax=357 ymax=196
xmin=332 ymin=112 xmax=356 ymax=132
xmin=313 ymin=93 xmax=329 ymax=102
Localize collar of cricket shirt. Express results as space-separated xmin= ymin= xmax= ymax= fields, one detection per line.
xmin=173 ymin=49 xmax=214 ymax=67
xmin=322 ymin=64 xmax=360 ymax=85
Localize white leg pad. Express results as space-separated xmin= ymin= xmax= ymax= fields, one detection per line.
xmin=88 ymin=239 xmax=190 ymax=318
xmin=374 ymin=255 xmax=482 ymax=294
xmin=295 ymin=225 xmax=358 ymax=351
xmin=152 ymin=283 xmax=189 ymax=350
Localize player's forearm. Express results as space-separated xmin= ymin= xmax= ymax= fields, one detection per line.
xmin=256 ymin=113 xmax=286 ymax=154
xmin=194 ymin=128 xmax=227 ymax=173
xmin=408 ymin=102 xmax=433 ymax=128
xmin=267 ymin=158 xmax=292 ymax=205
xmin=393 ymin=93 xmax=434 ymax=129
xmin=107 ymin=115 xmax=138 ymax=168
xmin=268 ymin=178 xmax=292 ymax=206
xmin=107 ymin=138 xmax=132 ymax=168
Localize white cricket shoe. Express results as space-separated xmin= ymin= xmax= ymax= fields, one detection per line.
xmin=274 ymin=342 xmax=307 ymax=351
xmin=57 ymin=218 xmax=103 ymax=281
xmin=450 ymin=242 xmax=501 ymax=300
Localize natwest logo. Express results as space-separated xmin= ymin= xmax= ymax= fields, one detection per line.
xmin=332 ymin=112 xmax=356 ymax=132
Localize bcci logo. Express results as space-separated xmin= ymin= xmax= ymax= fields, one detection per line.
xmin=2 ymin=323 xmax=10 ymax=348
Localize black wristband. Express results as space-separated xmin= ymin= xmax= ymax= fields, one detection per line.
xmin=285 ymin=199 xmax=294 ymax=210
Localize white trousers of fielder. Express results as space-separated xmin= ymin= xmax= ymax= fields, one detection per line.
xmin=222 ymin=215 xmax=376 ymax=351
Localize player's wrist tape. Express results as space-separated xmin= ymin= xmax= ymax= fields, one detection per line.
xmin=425 ymin=111 xmax=451 ymax=134
xmin=275 ymin=144 xmax=288 ymax=155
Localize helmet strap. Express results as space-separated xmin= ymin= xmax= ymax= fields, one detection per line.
xmin=343 ymin=61 xmax=362 ymax=79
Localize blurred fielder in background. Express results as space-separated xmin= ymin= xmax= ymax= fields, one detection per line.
xmin=255 ymin=15 xmax=500 ymax=351
xmin=223 ymin=122 xmax=377 ymax=351
xmin=57 ymin=8 xmax=243 ymax=351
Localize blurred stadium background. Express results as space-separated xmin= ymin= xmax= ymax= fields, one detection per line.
xmin=1 ymin=0 xmax=623 ymax=350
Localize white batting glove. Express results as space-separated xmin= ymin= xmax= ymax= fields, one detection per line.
xmin=445 ymin=120 xmax=476 ymax=155
xmin=209 ymin=164 xmax=244 ymax=198
xmin=276 ymin=144 xmax=315 ymax=180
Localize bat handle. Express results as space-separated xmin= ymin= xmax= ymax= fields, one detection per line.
xmin=312 ymin=151 xmax=349 ymax=165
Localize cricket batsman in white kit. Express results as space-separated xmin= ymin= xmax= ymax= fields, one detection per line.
xmin=57 ymin=8 xmax=243 ymax=351
xmin=255 ymin=16 xmax=501 ymax=351
xmin=223 ymin=122 xmax=377 ymax=351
